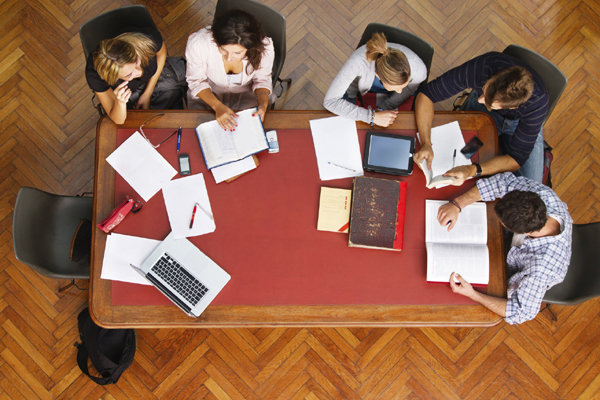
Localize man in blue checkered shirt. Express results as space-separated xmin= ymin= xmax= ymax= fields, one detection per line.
xmin=437 ymin=172 xmax=572 ymax=324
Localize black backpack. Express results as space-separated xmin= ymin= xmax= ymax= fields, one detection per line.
xmin=75 ymin=308 xmax=137 ymax=385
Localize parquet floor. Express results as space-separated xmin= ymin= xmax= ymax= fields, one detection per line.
xmin=1 ymin=0 xmax=600 ymax=398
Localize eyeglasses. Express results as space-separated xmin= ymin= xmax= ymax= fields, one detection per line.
xmin=139 ymin=114 xmax=177 ymax=148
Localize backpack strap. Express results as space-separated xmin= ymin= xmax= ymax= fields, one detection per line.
xmin=76 ymin=342 xmax=112 ymax=385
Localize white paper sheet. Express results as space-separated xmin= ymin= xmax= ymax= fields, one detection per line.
xmin=417 ymin=121 xmax=471 ymax=178
xmin=101 ymin=233 xmax=161 ymax=285
xmin=211 ymin=156 xmax=257 ymax=184
xmin=162 ymin=173 xmax=216 ymax=239
xmin=309 ymin=116 xmax=364 ymax=181
xmin=106 ymin=132 xmax=177 ymax=201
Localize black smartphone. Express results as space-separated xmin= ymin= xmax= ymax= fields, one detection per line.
xmin=460 ymin=137 xmax=484 ymax=159
xmin=178 ymin=153 xmax=191 ymax=175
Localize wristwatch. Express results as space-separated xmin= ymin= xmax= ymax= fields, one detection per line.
xmin=473 ymin=162 xmax=482 ymax=178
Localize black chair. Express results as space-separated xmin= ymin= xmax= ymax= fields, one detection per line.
xmin=79 ymin=5 xmax=157 ymax=59
xmin=215 ymin=0 xmax=291 ymax=106
xmin=542 ymin=223 xmax=600 ymax=320
xmin=357 ymin=23 xmax=435 ymax=92
xmin=13 ymin=187 xmax=93 ymax=292
xmin=502 ymin=45 xmax=568 ymax=124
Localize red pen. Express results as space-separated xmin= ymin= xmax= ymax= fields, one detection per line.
xmin=189 ymin=203 xmax=198 ymax=229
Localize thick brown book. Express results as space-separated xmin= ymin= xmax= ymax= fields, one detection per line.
xmin=348 ymin=176 xmax=406 ymax=251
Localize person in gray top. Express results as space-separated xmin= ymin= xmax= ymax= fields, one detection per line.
xmin=323 ymin=32 xmax=427 ymax=127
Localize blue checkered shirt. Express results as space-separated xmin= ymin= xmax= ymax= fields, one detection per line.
xmin=477 ymin=173 xmax=572 ymax=324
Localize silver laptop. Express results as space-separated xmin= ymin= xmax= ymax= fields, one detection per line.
xmin=131 ymin=232 xmax=230 ymax=317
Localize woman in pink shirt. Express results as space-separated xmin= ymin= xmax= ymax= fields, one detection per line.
xmin=185 ymin=10 xmax=276 ymax=130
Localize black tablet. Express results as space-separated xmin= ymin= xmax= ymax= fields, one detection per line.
xmin=363 ymin=132 xmax=415 ymax=176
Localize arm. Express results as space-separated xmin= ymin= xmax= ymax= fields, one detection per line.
xmin=450 ymin=273 xmax=507 ymax=317
xmin=136 ymin=43 xmax=167 ymax=109
xmin=443 ymin=154 xmax=521 ymax=186
xmin=437 ymin=183 xmax=482 ymax=230
xmin=95 ymin=81 xmax=131 ymax=125
xmin=413 ymin=92 xmax=435 ymax=168
xmin=251 ymin=38 xmax=275 ymax=122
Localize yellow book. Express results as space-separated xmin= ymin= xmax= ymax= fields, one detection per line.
xmin=317 ymin=187 xmax=352 ymax=233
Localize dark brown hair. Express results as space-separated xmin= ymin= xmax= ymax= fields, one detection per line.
xmin=484 ymin=66 xmax=533 ymax=109
xmin=365 ymin=32 xmax=410 ymax=86
xmin=211 ymin=9 xmax=266 ymax=72
xmin=494 ymin=190 xmax=547 ymax=233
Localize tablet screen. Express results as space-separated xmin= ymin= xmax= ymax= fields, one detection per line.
xmin=368 ymin=135 xmax=412 ymax=170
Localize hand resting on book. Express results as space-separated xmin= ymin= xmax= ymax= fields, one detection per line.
xmin=443 ymin=165 xmax=474 ymax=186
xmin=437 ymin=202 xmax=460 ymax=231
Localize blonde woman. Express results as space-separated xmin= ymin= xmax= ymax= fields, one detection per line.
xmin=85 ymin=27 xmax=167 ymax=124
xmin=324 ymin=32 xmax=427 ymax=127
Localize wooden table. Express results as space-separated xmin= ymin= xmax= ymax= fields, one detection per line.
xmin=91 ymin=110 xmax=506 ymax=328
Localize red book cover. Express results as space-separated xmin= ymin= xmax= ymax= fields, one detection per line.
xmin=393 ymin=181 xmax=408 ymax=250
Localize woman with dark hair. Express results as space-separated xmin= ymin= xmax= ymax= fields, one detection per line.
xmin=186 ymin=10 xmax=275 ymax=130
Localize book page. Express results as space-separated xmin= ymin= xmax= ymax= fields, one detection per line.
xmin=426 ymin=242 xmax=489 ymax=284
xmin=425 ymin=199 xmax=487 ymax=244
xmin=417 ymin=121 xmax=472 ymax=178
xmin=317 ymin=187 xmax=352 ymax=233
xmin=196 ymin=109 xmax=267 ymax=168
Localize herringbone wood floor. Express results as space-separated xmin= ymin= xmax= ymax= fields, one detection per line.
xmin=1 ymin=0 xmax=599 ymax=398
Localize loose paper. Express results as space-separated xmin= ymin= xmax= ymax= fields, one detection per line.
xmin=211 ymin=156 xmax=257 ymax=184
xmin=106 ymin=131 xmax=177 ymax=201
xmin=309 ymin=116 xmax=364 ymax=181
xmin=101 ymin=233 xmax=161 ymax=285
xmin=162 ymin=173 xmax=216 ymax=239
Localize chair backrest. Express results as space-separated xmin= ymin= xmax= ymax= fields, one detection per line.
xmin=543 ymin=223 xmax=600 ymax=305
xmin=502 ymin=44 xmax=568 ymax=124
xmin=12 ymin=187 xmax=93 ymax=279
xmin=79 ymin=5 xmax=158 ymax=59
xmin=357 ymin=23 xmax=434 ymax=92
xmin=215 ymin=0 xmax=286 ymax=85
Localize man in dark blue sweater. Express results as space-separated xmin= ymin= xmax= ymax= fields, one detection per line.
xmin=414 ymin=52 xmax=549 ymax=183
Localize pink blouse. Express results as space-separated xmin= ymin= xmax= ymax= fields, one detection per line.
xmin=185 ymin=28 xmax=276 ymax=110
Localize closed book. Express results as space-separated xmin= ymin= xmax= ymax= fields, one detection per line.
xmin=348 ymin=176 xmax=407 ymax=251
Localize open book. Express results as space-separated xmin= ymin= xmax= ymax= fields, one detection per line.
xmin=425 ymin=199 xmax=489 ymax=285
xmin=417 ymin=121 xmax=471 ymax=189
xmin=196 ymin=108 xmax=268 ymax=169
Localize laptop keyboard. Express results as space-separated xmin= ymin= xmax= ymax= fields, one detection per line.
xmin=151 ymin=252 xmax=209 ymax=306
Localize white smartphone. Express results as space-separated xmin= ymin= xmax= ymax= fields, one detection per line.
xmin=266 ymin=130 xmax=279 ymax=153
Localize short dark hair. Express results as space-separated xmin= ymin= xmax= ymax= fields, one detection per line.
xmin=211 ymin=9 xmax=266 ymax=71
xmin=494 ymin=190 xmax=547 ymax=233
xmin=484 ymin=66 xmax=533 ymax=109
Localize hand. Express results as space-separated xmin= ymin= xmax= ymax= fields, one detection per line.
xmin=443 ymin=165 xmax=475 ymax=186
xmin=449 ymin=272 xmax=475 ymax=299
xmin=135 ymin=92 xmax=151 ymax=109
xmin=252 ymin=105 xmax=267 ymax=122
xmin=214 ymin=104 xmax=239 ymax=131
xmin=414 ymin=143 xmax=434 ymax=169
xmin=373 ymin=110 xmax=398 ymax=127
xmin=437 ymin=202 xmax=460 ymax=231
xmin=114 ymin=81 xmax=131 ymax=105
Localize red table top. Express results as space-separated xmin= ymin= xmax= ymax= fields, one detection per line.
xmin=110 ymin=127 xmax=481 ymax=306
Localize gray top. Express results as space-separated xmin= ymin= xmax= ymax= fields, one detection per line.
xmin=323 ymin=43 xmax=427 ymax=123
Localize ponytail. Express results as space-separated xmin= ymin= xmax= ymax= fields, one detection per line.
xmin=365 ymin=32 xmax=410 ymax=86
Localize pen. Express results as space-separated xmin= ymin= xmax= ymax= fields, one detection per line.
xmin=177 ymin=126 xmax=182 ymax=154
xmin=197 ymin=203 xmax=214 ymax=221
xmin=328 ymin=161 xmax=357 ymax=173
xmin=452 ymin=149 xmax=456 ymax=168
xmin=189 ymin=203 xmax=197 ymax=229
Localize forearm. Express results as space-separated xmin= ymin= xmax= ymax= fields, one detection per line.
xmin=255 ymin=88 xmax=270 ymax=110
xmin=415 ymin=92 xmax=434 ymax=145
xmin=469 ymin=291 xmax=507 ymax=317
xmin=196 ymin=88 xmax=224 ymax=111
xmin=108 ymin=102 xmax=128 ymax=125
xmin=142 ymin=44 xmax=167 ymax=97
xmin=452 ymin=185 xmax=482 ymax=209
xmin=462 ymin=155 xmax=521 ymax=179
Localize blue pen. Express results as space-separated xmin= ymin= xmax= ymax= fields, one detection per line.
xmin=176 ymin=126 xmax=182 ymax=154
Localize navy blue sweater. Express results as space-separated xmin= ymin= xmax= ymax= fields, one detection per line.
xmin=421 ymin=52 xmax=548 ymax=166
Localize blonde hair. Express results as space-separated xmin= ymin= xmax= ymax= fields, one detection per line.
xmin=365 ymin=32 xmax=410 ymax=86
xmin=93 ymin=33 xmax=157 ymax=86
